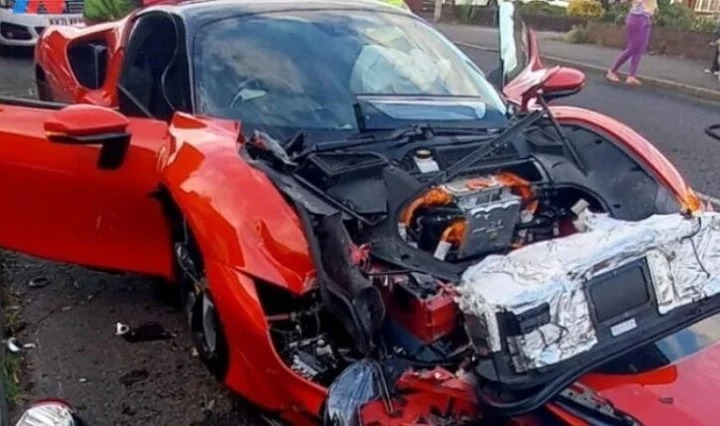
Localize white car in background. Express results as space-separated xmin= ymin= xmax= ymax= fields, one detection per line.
xmin=0 ymin=0 xmax=83 ymax=52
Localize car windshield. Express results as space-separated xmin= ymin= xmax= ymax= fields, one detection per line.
xmin=192 ymin=9 xmax=507 ymax=141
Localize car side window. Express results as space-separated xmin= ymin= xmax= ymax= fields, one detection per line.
xmin=67 ymin=40 xmax=109 ymax=90
xmin=117 ymin=13 xmax=191 ymax=121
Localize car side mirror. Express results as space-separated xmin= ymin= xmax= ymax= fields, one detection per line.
xmin=541 ymin=66 xmax=586 ymax=101
xmin=44 ymin=104 xmax=131 ymax=170
xmin=519 ymin=66 xmax=586 ymax=110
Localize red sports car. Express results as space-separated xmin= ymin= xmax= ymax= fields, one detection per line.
xmin=2 ymin=0 xmax=720 ymax=425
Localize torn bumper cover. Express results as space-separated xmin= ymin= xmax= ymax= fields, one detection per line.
xmin=457 ymin=211 xmax=720 ymax=392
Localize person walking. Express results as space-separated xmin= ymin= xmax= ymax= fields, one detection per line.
xmin=704 ymin=17 xmax=720 ymax=77
xmin=606 ymin=0 xmax=658 ymax=86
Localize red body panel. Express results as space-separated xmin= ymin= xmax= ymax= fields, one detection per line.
xmin=582 ymin=341 xmax=720 ymax=425
xmin=35 ymin=18 xmax=129 ymax=106
xmin=0 ymin=104 xmax=173 ymax=277
xmin=158 ymin=114 xmax=322 ymax=419
xmin=161 ymin=113 xmax=316 ymax=294
xmin=203 ymin=259 xmax=325 ymax=423
xmin=360 ymin=368 xmax=480 ymax=425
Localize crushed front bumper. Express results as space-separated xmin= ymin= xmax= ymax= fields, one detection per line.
xmin=325 ymin=211 xmax=720 ymax=425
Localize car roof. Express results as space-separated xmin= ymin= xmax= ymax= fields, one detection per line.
xmin=142 ymin=0 xmax=413 ymax=31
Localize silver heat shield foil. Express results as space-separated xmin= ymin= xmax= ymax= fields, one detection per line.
xmin=456 ymin=211 xmax=720 ymax=373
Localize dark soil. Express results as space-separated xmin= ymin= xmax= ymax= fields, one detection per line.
xmin=1 ymin=251 xmax=265 ymax=426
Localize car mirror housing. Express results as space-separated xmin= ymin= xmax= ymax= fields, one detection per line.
xmin=519 ymin=66 xmax=586 ymax=110
xmin=540 ymin=66 xmax=586 ymax=102
xmin=44 ymin=104 xmax=129 ymax=137
xmin=44 ymin=104 xmax=131 ymax=170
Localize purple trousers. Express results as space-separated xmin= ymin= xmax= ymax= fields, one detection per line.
xmin=611 ymin=13 xmax=652 ymax=76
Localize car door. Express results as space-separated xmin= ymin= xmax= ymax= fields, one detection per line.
xmin=496 ymin=1 xmax=548 ymax=105
xmin=0 ymin=99 xmax=175 ymax=279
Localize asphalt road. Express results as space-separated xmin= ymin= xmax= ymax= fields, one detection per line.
xmin=0 ymin=50 xmax=36 ymax=98
xmin=0 ymin=44 xmax=719 ymax=425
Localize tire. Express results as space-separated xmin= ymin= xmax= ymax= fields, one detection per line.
xmin=35 ymin=67 xmax=52 ymax=102
xmin=175 ymin=233 xmax=230 ymax=381
xmin=183 ymin=278 xmax=230 ymax=380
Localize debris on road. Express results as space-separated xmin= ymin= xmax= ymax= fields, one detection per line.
xmin=5 ymin=337 xmax=36 ymax=352
xmin=116 ymin=321 xmax=174 ymax=343
xmin=115 ymin=322 xmax=129 ymax=336
xmin=27 ymin=277 xmax=49 ymax=289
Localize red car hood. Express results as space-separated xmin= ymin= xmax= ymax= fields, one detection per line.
xmin=581 ymin=317 xmax=720 ymax=425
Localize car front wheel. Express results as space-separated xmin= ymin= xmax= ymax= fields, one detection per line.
xmin=175 ymin=239 xmax=230 ymax=381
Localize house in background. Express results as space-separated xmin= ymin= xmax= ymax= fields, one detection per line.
xmin=688 ymin=0 xmax=720 ymax=14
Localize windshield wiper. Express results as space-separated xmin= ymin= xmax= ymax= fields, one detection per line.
xmin=299 ymin=123 xmax=495 ymax=157
xmin=553 ymin=385 xmax=640 ymax=425
xmin=348 ymin=123 xmax=497 ymax=141
xmin=428 ymin=109 xmax=544 ymax=186
xmin=346 ymin=122 xmax=435 ymax=143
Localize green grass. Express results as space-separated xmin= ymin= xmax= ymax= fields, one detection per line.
xmin=1 ymin=256 xmax=25 ymax=406
xmin=1 ymin=353 xmax=22 ymax=405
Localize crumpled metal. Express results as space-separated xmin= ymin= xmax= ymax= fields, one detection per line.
xmin=456 ymin=211 xmax=720 ymax=372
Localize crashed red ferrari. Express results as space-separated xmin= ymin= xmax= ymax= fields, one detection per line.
xmin=2 ymin=0 xmax=720 ymax=425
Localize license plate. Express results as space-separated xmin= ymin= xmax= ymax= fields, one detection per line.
xmin=48 ymin=17 xmax=84 ymax=27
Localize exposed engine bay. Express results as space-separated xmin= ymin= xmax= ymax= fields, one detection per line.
xmin=399 ymin=171 xmax=533 ymax=261
xmin=243 ymin=115 xmax=720 ymax=424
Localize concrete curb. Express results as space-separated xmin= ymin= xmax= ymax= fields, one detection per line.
xmin=454 ymin=41 xmax=720 ymax=103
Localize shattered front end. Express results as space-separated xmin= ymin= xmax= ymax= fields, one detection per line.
xmin=247 ymin=122 xmax=720 ymax=425
xmin=321 ymin=211 xmax=720 ymax=425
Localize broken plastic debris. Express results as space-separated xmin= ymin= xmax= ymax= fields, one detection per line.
xmin=5 ymin=337 xmax=36 ymax=352
xmin=28 ymin=277 xmax=49 ymax=289
xmin=203 ymin=399 xmax=216 ymax=412
xmin=7 ymin=338 xmax=21 ymax=353
xmin=115 ymin=322 xmax=130 ymax=336
xmin=118 ymin=322 xmax=173 ymax=343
